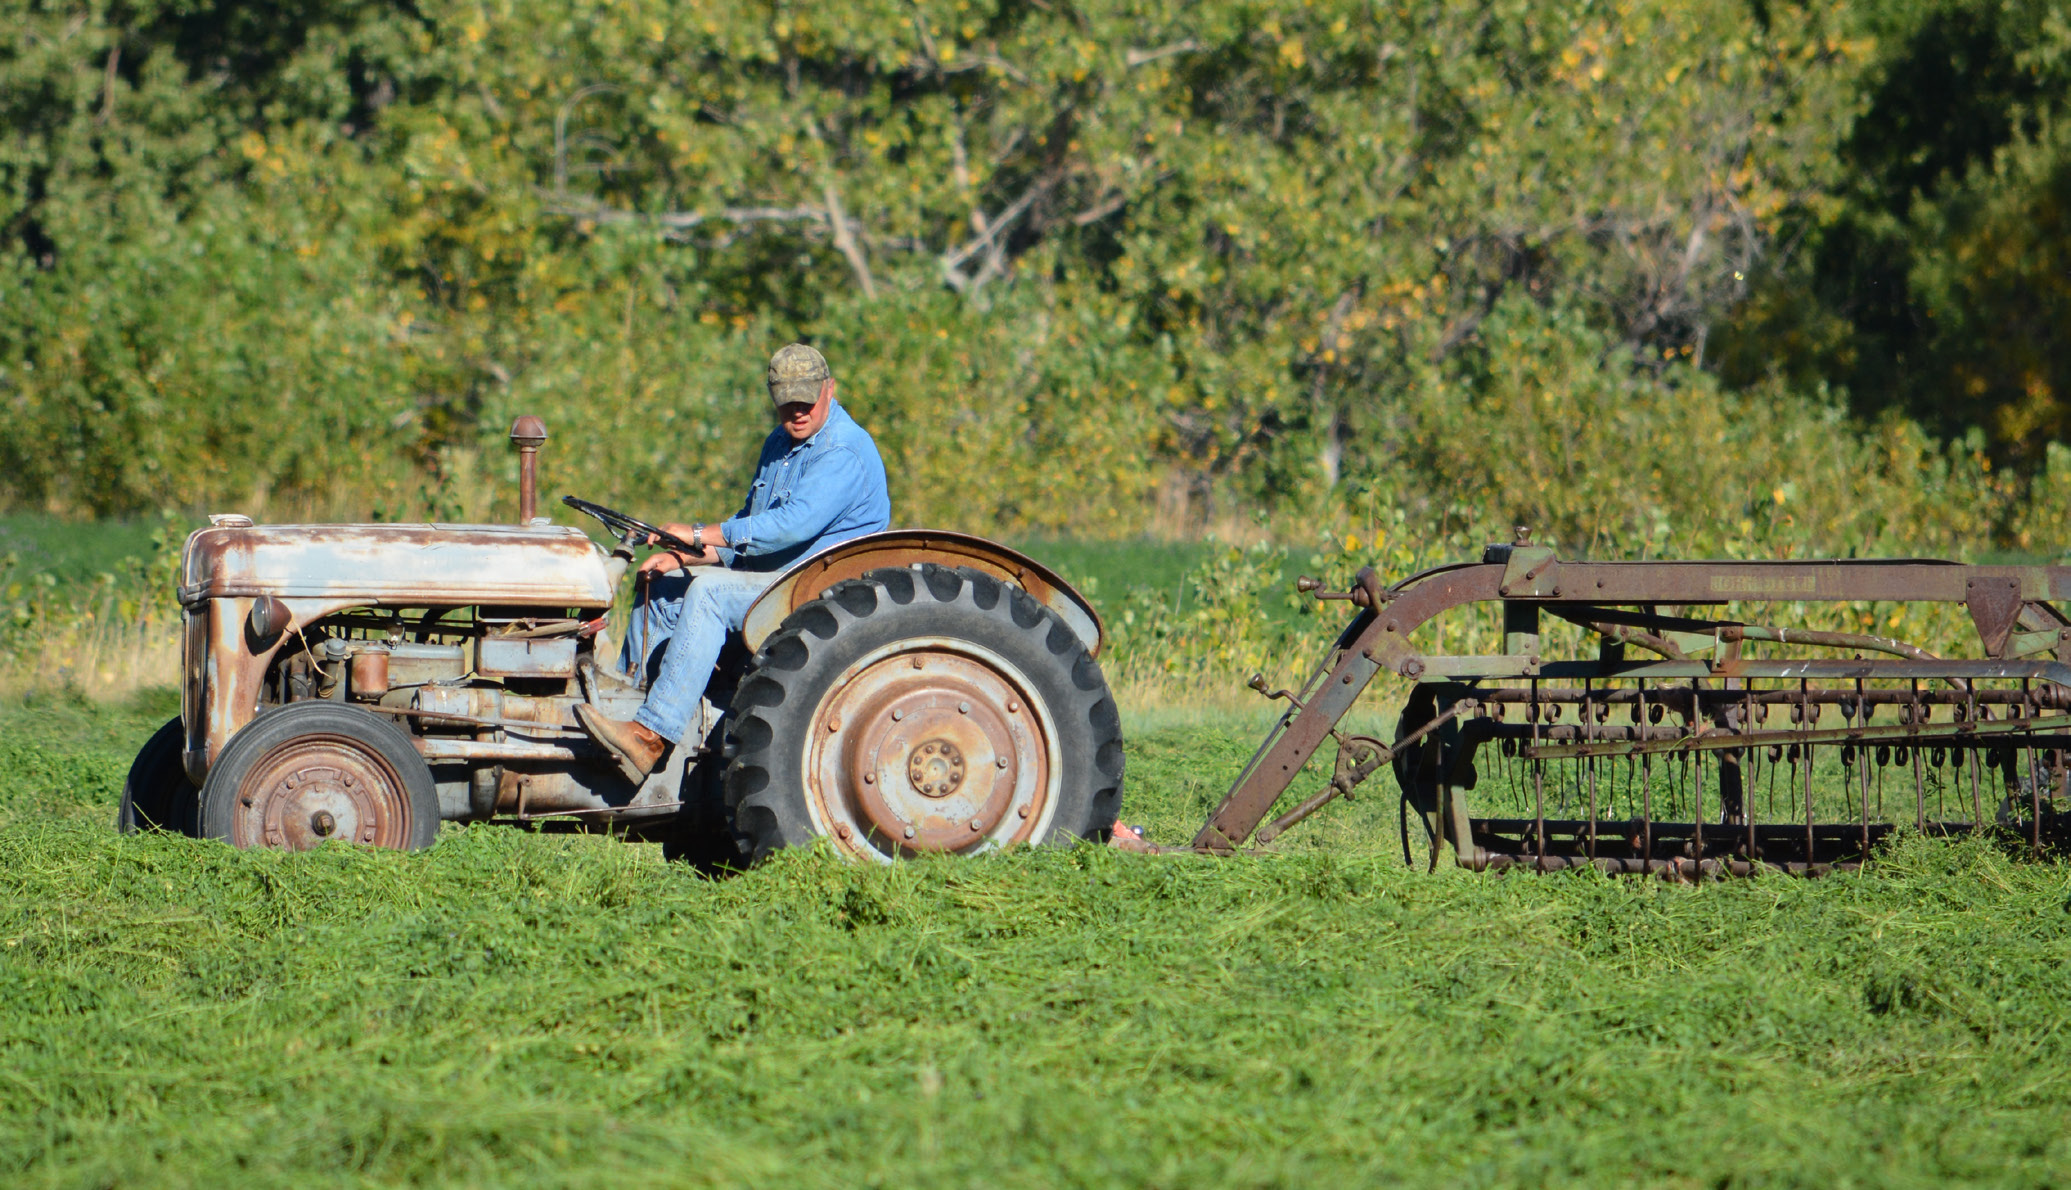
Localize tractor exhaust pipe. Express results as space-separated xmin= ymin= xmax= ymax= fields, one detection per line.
xmin=509 ymin=415 xmax=547 ymax=525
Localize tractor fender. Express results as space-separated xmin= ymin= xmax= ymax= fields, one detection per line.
xmin=740 ymin=531 xmax=1104 ymax=659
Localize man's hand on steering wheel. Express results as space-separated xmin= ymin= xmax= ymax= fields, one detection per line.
xmin=638 ymin=522 xmax=718 ymax=575
xmin=638 ymin=540 xmax=716 ymax=576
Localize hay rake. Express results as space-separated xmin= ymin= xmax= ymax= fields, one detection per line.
xmin=1190 ymin=532 xmax=2071 ymax=874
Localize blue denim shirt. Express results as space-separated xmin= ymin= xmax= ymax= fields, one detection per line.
xmin=718 ymin=400 xmax=891 ymax=573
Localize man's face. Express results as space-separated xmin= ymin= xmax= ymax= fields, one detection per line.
xmin=777 ymin=378 xmax=835 ymax=441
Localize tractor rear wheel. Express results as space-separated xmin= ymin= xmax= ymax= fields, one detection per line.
xmin=198 ymin=702 xmax=439 ymax=851
xmin=118 ymin=716 xmax=200 ymax=836
xmin=724 ymin=564 xmax=1123 ymax=864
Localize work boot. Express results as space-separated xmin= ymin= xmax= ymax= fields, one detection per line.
xmin=576 ymin=705 xmax=668 ymax=784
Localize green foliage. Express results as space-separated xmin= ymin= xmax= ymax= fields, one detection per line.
xmin=1105 ymin=541 xmax=1305 ymax=686
xmin=2010 ymin=441 xmax=2071 ymax=558
xmin=1719 ymin=0 xmax=2071 ymax=464
xmin=0 ymin=513 xmax=182 ymax=666
xmin=3 ymin=698 xmax=2071 ymax=1184
xmin=3 ymin=0 xmax=2066 ymax=552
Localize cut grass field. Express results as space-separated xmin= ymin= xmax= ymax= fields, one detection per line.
xmin=4 ymin=690 xmax=2071 ymax=1187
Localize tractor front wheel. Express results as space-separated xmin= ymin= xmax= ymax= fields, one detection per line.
xmin=198 ymin=702 xmax=440 ymax=851
xmin=724 ymin=564 xmax=1123 ymax=864
xmin=118 ymin=716 xmax=200 ymax=836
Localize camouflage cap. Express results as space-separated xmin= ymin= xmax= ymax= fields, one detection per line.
xmin=766 ymin=343 xmax=832 ymax=406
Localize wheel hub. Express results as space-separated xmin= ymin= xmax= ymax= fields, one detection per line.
xmin=233 ymin=736 xmax=413 ymax=851
xmin=807 ymin=646 xmax=1053 ymax=858
xmin=908 ymin=739 xmax=966 ymax=797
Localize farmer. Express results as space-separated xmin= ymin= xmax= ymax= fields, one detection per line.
xmin=576 ymin=343 xmax=891 ymax=782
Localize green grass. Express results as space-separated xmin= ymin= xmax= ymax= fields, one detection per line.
xmin=3 ymin=694 xmax=2071 ymax=1186
xmin=1008 ymin=536 xmax=1225 ymax=607
xmin=0 ymin=513 xmax=190 ymax=585
xmin=1011 ymin=535 xmax=1323 ymax=629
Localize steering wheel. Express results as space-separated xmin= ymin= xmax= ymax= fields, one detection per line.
xmin=561 ymin=496 xmax=706 ymax=557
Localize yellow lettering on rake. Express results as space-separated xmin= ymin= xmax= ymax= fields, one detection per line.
xmin=1708 ymin=574 xmax=1817 ymax=596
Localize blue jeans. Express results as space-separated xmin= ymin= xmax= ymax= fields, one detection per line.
xmin=621 ymin=567 xmax=778 ymax=743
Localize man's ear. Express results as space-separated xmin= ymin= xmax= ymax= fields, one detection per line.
xmin=818 ymin=377 xmax=837 ymax=409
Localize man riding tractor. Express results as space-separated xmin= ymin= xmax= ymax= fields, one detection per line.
xmin=577 ymin=343 xmax=891 ymax=784
xmin=130 ymin=342 xmax=1123 ymax=865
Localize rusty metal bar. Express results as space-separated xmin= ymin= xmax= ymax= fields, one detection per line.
xmin=1474 ymin=685 xmax=2049 ymax=706
xmin=1473 ymin=854 xmax=1862 ymax=878
xmin=1254 ymin=699 xmax=1487 ymax=847
xmin=1192 ymin=612 xmax=1385 ymax=851
xmin=363 ymin=704 xmax=589 ymax=738
xmin=1427 ymin=658 xmax=2071 ymax=683
xmin=1691 ymin=679 xmax=1704 ymax=860
xmin=1858 ymin=738 xmax=1871 ymax=862
xmin=1802 ymin=738 xmax=1815 ymax=865
xmin=1585 ymin=679 xmax=1599 ymax=860
xmin=510 ymin=799 xmax=683 ymax=823
xmin=1532 ymin=680 xmax=1545 ymax=867
xmin=511 ymin=416 xmax=547 ymax=524
xmin=416 ymin=738 xmax=589 ymax=763
xmin=1639 ymin=682 xmax=1653 ymax=863
xmin=1522 ymin=711 xmax=2071 ymax=760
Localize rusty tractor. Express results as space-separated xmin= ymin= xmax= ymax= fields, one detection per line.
xmin=120 ymin=418 xmax=1123 ymax=865
xmin=1185 ymin=530 xmax=2071 ymax=874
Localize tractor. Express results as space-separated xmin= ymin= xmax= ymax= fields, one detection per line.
xmin=120 ymin=417 xmax=1124 ymax=866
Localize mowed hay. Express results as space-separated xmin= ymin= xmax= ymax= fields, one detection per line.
xmin=2 ymin=694 xmax=2070 ymax=1187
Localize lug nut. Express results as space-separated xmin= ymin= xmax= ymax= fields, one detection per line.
xmin=1017 ymin=805 xmax=1030 ymax=818
xmin=836 ymin=823 xmax=852 ymax=840
xmin=996 ymin=757 xmax=1009 ymax=768
xmin=903 ymin=826 xmax=916 ymax=840
xmin=891 ymin=709 xmax=904 ymax=721
xmin=826 ymin=716 xmax=841 ymax=732
xmin=970 ymin=820 xmax=983 ymax=832
xmin=863 ymin=773 xmax=876 ymax=785
xmin=1005 ymin=699 xmax=1019 ymax=713
xmin=958 ymin=702 xmax=970 ymax=714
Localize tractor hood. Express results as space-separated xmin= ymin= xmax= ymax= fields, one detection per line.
xmin=178 ymin=521 xmax=614 ymax=610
